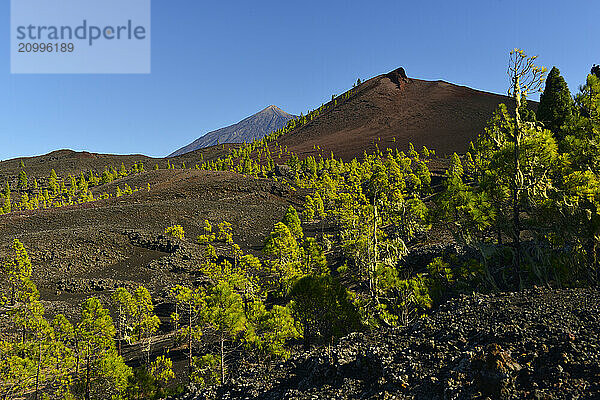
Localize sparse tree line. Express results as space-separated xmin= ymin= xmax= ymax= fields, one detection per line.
xmin=0 ymin=162 xmax=148 ymax=216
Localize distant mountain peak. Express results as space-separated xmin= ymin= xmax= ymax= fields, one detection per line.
xmin=169 ymin=105 xmax=295 ymax=157
xmin=259 ymin=105 xmax=288 ymax=115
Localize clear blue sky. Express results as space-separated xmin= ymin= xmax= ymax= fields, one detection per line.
xmin=1 ymin=0 xmax=598 ymax=160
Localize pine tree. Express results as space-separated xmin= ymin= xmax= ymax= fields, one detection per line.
xmin=302 ymin=195 xmax=316 ymax=222
xmin=439 ymin=149 xmax=494 ymax=246
xmin=119 ymin=163 xmax=128 ymax=177
xmin=0 ymin=239 xmax=54 ymax=398
xmin=170 ymin=285 xmax=203 ymax=379
xmin=18 ymin=170 xmax=28 ymax=190
xmin=301 ymin=237 xmax=328 ymax=275
xmin=49 ymin=169 xmax=59 ymax=195
xmin=125 ymin=367 xmax=157 ymax=399
xmin=165 ymin=225 xmax=185 ymax=240
xmin=282 ymin=206 xmax=303 ymax=239
xmin=575 ymin=73 xmax=600 ymax=123
xmin=244 ymin=302 xmax=300 ymax=360
xmin=88 ymin=170 xmax=98 ymax=186
xmin=263 ymin=222 xmax=303 ymax=293
xmin=112 ymin=288 xmax=134 ymax=356
xmin=2 ymin=239 xmax=34 ymax=305
xmin=201 ymin=281 xmax=246 ymax=384
xmin=507 ymin=49 xmax=548 ymax=284
xmin=289 ymin=275 xmax=359 ymax=348
xmin=197 ymin=220 xmax=215 ymax=244
xmin=554 ymin=72 xmax=600 ymax=283
xmin=448 ymin=153 xmax=463 ymax=178
xmin=592 ymin=64 xmax=600 ymax=79
xmin=217 ymin=221 xmax=233 ymax=244
xmin=49 ymin=314 xmax=76 ymax=396
xmin=150 ymin=355 xmax=175 ymax=392
xmin=131 ymin=286 xmax=160 ymax=363
xmin=76 ymin=297 xmax=131 ymax=399
xmin=1 ymin=195 xmax=9 ymax=214
xmin=537 ymin=66 xmax=574 ymax=135
xmin=78 ymin=172 xmax=88 ymax=192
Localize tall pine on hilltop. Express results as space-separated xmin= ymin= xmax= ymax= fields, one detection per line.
xmin=537 ymin=66 xmax=573 ymax=135
xmin=592 ymin=64 xmax=600 ymax=79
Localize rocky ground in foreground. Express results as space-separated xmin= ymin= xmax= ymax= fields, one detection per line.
xmin=179 ymin=288 xmax=599 ymax=400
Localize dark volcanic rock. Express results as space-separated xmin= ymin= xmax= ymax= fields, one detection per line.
xmin=387 ymin=66 xmax=410 ymax=86
xmin=177 ymin=288 xmax=600 ymax=400
xmin=274 ymin=164 xmax=293 ymax=179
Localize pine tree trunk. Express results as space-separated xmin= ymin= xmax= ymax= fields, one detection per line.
xmin=220 ymin=336 xmax=225 ymax=384
xmin=138 ymin=305 xmax=143 ymax=342
xmin=303 ymin=320 xmax=310 ymax=349
xmin=117 ymin=305 xmax=122 ymax=356
xmin=35 ymin=340 xmax=41 ymax=400
xmin=145 ymin=336 xmax=152 ymax=366
xmin=75 ymin=337 xmax=80 ymax=375
xmin=371 ymin=201 xmax=378 ymax=301
xmin=188 ymin=302 xmax=193 ymax=380
xmin=85 ymin=343 xmax=91 ymax=400
xmin=513 ymin=77 xmax=523 ymax=288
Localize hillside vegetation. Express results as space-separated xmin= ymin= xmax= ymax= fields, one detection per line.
xmin=1 ymin=50 xmax=600 ymax=399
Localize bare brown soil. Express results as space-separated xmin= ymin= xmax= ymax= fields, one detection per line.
xmin=278 ymin=68 xmax=534 ymax=160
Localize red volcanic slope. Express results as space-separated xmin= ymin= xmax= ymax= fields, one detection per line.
xmin=278 ymin=68 xmax=528 ymax=160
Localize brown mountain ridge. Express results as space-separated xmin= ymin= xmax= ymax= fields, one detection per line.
xmin=277 ymin=67 xmax=533 ymax=160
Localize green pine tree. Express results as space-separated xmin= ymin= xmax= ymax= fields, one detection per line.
xmin=112 ymin=287 xmax=134 ymax=356
xmin=537 ymin=66 xmax=574 ymax=135
xmin=591 ymin=64 xmax=600 ymax=79
xmin=201 ymin=281 xmax=247 ymax=384
xmin=282 ymin=206 xmax=303 ymax=239
xmin=76 ymin=297 xmax=131 ymax=399
xmin=131 ymin=287 xmax=160 ymax=364
xmin=18 ymin=170 xmax=28 ymax=190
xmin=263 ymin=222 xmax=303 ymax=293
xmin=170 ymin=285 xmax=203 ymax=379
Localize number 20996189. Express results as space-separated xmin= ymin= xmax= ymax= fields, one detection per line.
xmin=18 ymin=43 xmax=74 ymax=53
